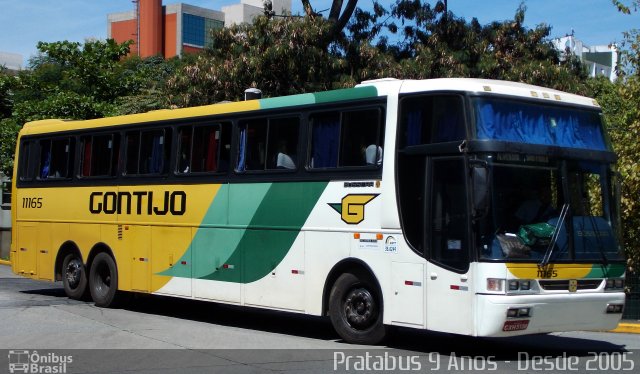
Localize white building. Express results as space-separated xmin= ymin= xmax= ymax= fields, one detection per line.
xmin=0 ymin=51 xmax=23 ymax=71
xmin=553 ymin=35 xmax=618 ymax=82
xmin=222 ymin=0 xmax=292 ymax=26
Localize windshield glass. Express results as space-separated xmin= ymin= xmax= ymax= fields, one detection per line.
xmin=473 ymin=97 xmax=609 ymax=151
xmin=477 ymin=155 xmax=623 ymax=262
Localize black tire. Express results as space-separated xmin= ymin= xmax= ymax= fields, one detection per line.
xmin=329 ymin=271 xmax=387 ymax=345
xmin=61 ymin=253 xmax=88 ymax=300
xmin=89 ymin=252 xmax=124 ymax=308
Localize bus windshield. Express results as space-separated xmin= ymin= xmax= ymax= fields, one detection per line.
xmin=477 ymin=156 xmax=624 ymax=262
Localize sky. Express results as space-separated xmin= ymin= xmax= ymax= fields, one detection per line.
xmin=0 ymin=0 xmax=638 ymax=68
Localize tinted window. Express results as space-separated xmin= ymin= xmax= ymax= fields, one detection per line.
xmin=125 ymin=129 xmax=170 ymax=175
xmin=177 ymin=122 xmax=231 ymax=174
xmin=400 ymin=95 xmax=466 ymax=147
xmin=237 ymin=117 xmax=299 ymax=172
xmin=309 ymin=108 xmax=383 ymax=169
xmin=38 ymin=137 xmax=75 ymax=180
xmin=80 ymin=134 xmax=120 ymax=177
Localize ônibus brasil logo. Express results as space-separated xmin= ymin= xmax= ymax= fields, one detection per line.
xmin=8 ymin=350 xmax=72 ymax=374
xmin=329 ymin=194 xmax=379 ymax=224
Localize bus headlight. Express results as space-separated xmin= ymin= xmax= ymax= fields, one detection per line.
xmin=487 ymin=278 xmax=504 ymax=292
xmin=605 ymin=278 xmax=624 ymax=291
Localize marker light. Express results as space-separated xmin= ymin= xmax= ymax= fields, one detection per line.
xmin=487 ymin=278 xmax=504 ymax=292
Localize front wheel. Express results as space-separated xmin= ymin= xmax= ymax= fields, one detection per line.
xmin=89 ymin=252 xmax=124 ymax=308
xmin=62 ymin=253 xmax=88 ymax=300
xmin=329 ymin=272 xmax=387 ymax=345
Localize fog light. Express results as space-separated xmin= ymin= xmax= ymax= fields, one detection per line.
xmin=518 ymin=308 xmax=531 ymax=317
xmin=606 ymin=304 xmax=624 ymax=314
xmin=520 ymin=280 xmax=531 ymax=290
xmin=487 ymin=278 xmax=504 ymax=292
xmin=507 ymin=308 xmax=518 ymax=318
xmin=508 ymin=280 xmax=519 ymax=291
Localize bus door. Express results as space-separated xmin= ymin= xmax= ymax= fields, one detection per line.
xmin=425 ymin=157 xmax=474 ymax=335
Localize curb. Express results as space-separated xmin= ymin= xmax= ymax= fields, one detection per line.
xmin=610 ymin=323 xmax=640 ymax=334
xmin=0 ymin=259 xmax=10 ymax=266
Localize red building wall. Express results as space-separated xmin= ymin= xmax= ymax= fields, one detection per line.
xmin=139 ymin=0 xmax=163 ymax=57
xmin=111 ymin=19 xmax=138 ymax=56
xmin=164 ymin=13 xmax=177 ymax=58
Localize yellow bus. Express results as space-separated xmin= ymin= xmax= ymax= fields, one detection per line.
xmin=11 ymin=79 xmax=626 ymax=344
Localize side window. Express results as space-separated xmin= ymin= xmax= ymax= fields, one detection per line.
xmin=400 ymin=95 xmax=466 ymax=147
xmin=309 ymin=107 xmax=383 ymax=169
xmin=125 ymin=129 xmax=171 ymax=175
xmin=38 ymin=137 xmax=75 ymax=180
xmin=237 ymin=117 xmax=299 ymax=172
xmin=19 ymin=141 xmax=35 ymax=181
xmin=430 ymin=158 xmax=469 ymax=271
xmin=177 ymin=122 xmax=231 ymax=174
xmin=80 ymin=134 xmax=120 ymax=177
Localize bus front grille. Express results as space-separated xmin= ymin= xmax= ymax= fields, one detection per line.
xmin=538 ymin=279 xmax=603 ymax=291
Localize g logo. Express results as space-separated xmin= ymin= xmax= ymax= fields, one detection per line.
xmin=329 ymin=194 xmax=379 ymax=224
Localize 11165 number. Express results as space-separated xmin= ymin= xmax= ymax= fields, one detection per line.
xmin=22 ymin=197 xmax=43 ymax=209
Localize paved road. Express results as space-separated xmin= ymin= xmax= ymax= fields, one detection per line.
xmin=0 ymin=264 xmax=638 ymax=373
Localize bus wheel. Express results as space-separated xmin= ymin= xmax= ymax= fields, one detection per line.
xmin=62 ymin=253 xmax=88 ymax=300
xmin=329 ymin=272 xmax=387 ymax=345
xmin=89 ymin=252 xmax=121 ymax=308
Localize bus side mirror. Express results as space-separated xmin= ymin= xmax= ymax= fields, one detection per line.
xmin=471 ymin=163 xmax=490 ymax=219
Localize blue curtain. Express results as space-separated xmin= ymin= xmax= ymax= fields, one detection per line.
xmin=237 ymin=126 xmax=247 ymax=171
xmin=149 ymin=135 xmax=164 ymax=173
xmin=405 ymin=110 xmax=423 ymax=146
xmin=475 ymin=100 xmax=607 ymax=150
xmin=311 ymin=116 xmax=340 ymax=168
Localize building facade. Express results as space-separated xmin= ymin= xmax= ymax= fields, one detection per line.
xmin=0 ymin=51 xmax=23 ymax=71
xmin=108 ymin=0 xmax=291 ymax=58
xmin=553 ymin=35 xmax=619 ymax=82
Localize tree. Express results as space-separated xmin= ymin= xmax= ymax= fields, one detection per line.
xmin=301 ymin=0 xmax=359 ymax=41
xmin=166 ymin=15 xmax=339 ymax=106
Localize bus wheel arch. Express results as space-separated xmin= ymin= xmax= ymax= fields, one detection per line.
xmin=55 ymin=241 xmax=89 ymax=300
xmin=323 ymin=259 xmax=387 ymax=344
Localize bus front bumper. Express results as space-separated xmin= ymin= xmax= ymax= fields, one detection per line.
xmin=475 ymin=292 xmax=626 ymax=337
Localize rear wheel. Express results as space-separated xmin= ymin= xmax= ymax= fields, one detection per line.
xmin=89 ymin=252 xmax=124 ymax=307
xmin=62 ymin=253 xmax=88 ymax=300
xmin=329 ymin=272 xmax=387 ymax=345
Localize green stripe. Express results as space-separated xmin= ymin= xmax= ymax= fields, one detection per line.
xmin=313 ymin=86 xmax=379 ymax=104
xmin=586 ymin=263 xmax=626 ymax=278
xmin=201 ymin=181 xmax=327 ymax=283
xmin=259 ymin=93 xmax=316 ymax=109
xmin=159 ymin=182 xmax=328 ymax=282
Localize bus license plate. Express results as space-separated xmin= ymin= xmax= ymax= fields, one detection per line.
xmin=502 ymin=320 xmax=529 ymax=331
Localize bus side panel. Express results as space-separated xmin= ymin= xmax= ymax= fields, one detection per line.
xmin=36 ymin=223 xmax=52 ymax=280
xmin=244 ymin=231 xmax=306 ymax=311
xmin=14 ymin=223 xmax=37 ymax=277
xmin=123 ymin=225 xmax=151 ymax=292
xmin=151 ymin=226 xmax=192 ymax=297
xmin=192 ymin=228 xmax=242 ymax=303
xmin=304 ymin=231 xmax=351 ymax=315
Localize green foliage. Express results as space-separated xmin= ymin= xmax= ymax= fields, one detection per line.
xmin=586 ymin=31 xmax=640 ymax=271
xmin=166 ymin=15 xmax=339 ymax=106
xmin=0 ymin=39 xmax=178 ymax=176
xmin=0 ymin=118 xmax=20 ymax=174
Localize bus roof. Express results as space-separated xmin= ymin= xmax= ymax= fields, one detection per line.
xmin=20 ymin=78 xmax=598 ymax=136
xmin=359 ymin=78 xmax=599 ymax=108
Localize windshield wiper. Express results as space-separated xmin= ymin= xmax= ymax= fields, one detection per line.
xmin=540 ymin=203 xmax=570 ymax=267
